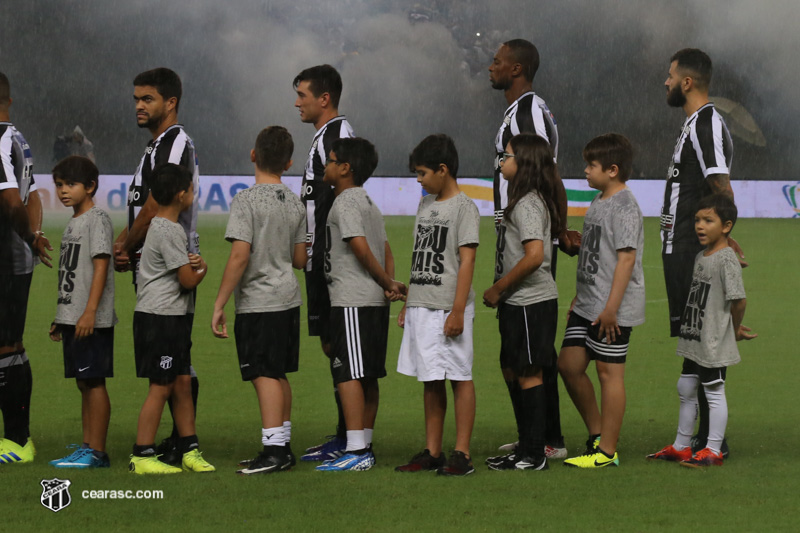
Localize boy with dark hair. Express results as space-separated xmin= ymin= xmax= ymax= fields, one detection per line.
xmin=48 ymin=156 xmax=116 ymax=468
xmin=211 ymin=126 xmax=307 ymax=475
xmin=395 ymin=134 xmax=480 ymax=476
xmin=316 ymin=137 xmax=405 ymax=472
xmin=558 ymin=133 xmax=645 ymax=468
xmin=648 ymin=194 xmax=755 ymax=467
xmin=129 ymin=163 xmax=213 ymax=475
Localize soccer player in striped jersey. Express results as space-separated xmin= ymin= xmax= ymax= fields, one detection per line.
xmin=0 ymin=72 xmax=53 ymax=464
xmin=293 ymin=65 xmax=356 ymax=462
xmin=489 ymin=39 xmax=575 ymax=460
xmin=662 ymin=49 xmax=743 ymax=457
xmin=113 ymin=68 xmax=200 ymax=466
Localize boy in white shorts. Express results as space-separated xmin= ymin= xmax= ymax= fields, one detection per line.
xmin=396 ymin=134 xmax=480 ymax=476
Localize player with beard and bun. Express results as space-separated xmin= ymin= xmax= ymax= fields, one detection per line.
xmin=0 ymin=72 xmax=53 ymax=464
xmin=293 ymin=65 xmax=356 ymax=463
xmin=113 ymin=68 xmax=201 ymax=466
xmin=488 ymin=39 xmax=578 ymax=461
xmin=662 ymin=48 xmax=742 ymax=458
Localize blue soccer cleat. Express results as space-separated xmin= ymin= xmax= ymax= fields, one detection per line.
xmin=315 ymin=451 xmax=375 ymax=471
xmin=301 ymin=436 xmax=346 ymax=462
xmin=54 ymin=448 xmax=110 ymax=469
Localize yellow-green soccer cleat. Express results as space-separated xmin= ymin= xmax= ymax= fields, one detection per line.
xmin=0 ymin=438 xmax=36 ymax=464
xmin=182 ymin=449 xmax=216 ymax=473
xmin=129 ymin=455 xmax=183 ymax=474
xmin=564 ymin=450 xmax=619 ymax=468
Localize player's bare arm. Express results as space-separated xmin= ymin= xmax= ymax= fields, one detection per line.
xmin=1 ymin=187 xmax=52 ymax=266
xmin=484 ymin=239 xmax=543 ymax=308
xmin=707 ymin=173 xmax=747 ymax=266
xmin=122 ymin=192 xmax=159 ymax=255
xmin=593 ymin=247 xmax=636 ymax=343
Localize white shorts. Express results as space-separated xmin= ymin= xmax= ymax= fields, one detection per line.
xmin=397 ymin=304 xmax=474 ymax=382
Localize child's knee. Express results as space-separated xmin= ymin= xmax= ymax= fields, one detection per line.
xmin=677 ymin=375 xmax=699 ymax=400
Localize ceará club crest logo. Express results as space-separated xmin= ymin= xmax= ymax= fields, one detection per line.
xmin=41 ymin=478 xmax=72 ymax=512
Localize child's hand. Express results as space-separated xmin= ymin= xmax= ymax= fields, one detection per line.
xmin=397 ymin=305 xmax=407 ymax=328
xmin=483 ymin=285 xmax=502 ymax=308
xmin=34 ymin=233 xmax=54 ymax=268
xmin=443 ymin=310 xmax=464 ymax=337
xmin=113 ymin=243 xmax=131 ymax=272
xmin=188 ymin=253 xmax=206 ymax=272
xmin=385 ymin=280 xmax=407 ymax=301
xmin=75 ymin=311 xmax=96 ymax=340
xmin=49 ymin=322 xmax=62 ymax=342
xmin=211 ymin=307 xmax=228 ymax=338
xmin=559 ymin=230 xmax=582 ymax=257
xmin=736 ymin=324 xmax=757 ymax=341
xmin=592 ymin=308 xmax=620 ymax=344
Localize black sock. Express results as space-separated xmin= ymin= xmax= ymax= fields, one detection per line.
xmin=133 ymin=443 xmax=156 ymax=457
xmin=543 ymin=353 xmax=563 ymax=444
xmin=505 ymin=379 xmax=524 ymax=442
xmin=520 ymin=384 xmax=546 ymax=460
xmin=0 ymin=356 xmax=32 ymax=447
xmin=93 ymin=450 xmax=109 ymax=460
xmin=334 ymin=389 xmax=346 ymax=440
xmin=597 ymin=447 xmax=614 ymax=459
xmin=167 ymin=375 xmax=200 ymax=441
xmin=177 ymin=435 xmax=199 ymax=455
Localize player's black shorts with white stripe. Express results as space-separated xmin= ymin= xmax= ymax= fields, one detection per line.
xmin=329 ymin=306 xmax=389 ymax=385
xmin=133 ymin=312 xmax=192 ymax=381
xmin=663 ymin=249 xmax=702 ymax=337
xmin=561 ymin=312 xmax=632 ymax=364
xmin=499 ymin=299 xmax=558 ymax=372
xmin=60 ymin=325 xmax=114 ymax=379
xmin=234 ymin=308 xmax=300 ymax=380
xmin=0 ymin=273 xmax=32 ymax=346
xmin=305 ymin=270 xmax=331 ymax=343
xmin=681 ymin=358 xmax=726 ymax=386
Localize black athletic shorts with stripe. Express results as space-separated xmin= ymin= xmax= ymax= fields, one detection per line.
xmin=682 ymin=358 xmax=727 ymax=386
xmin=329 ymin=306 xmax=389 ymax=385
xmin=499 ymin=299 xmax=558 ymax=372
xmin=561 ymin=312 xmax=632 ymax=364
xmin=234 ymin=308 xmax=300 ymax=380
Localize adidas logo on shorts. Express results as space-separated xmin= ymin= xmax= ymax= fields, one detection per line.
xmin=332 ymin=357 xmax=342 ymax=368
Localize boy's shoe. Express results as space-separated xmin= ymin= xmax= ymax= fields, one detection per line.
xmin=0 ymin=438 xmax=35 ymax=464
xmin=545 ymin=444 xmax=568 ymax=459
xmin=53 ymin=447 xmax=110 ymax=468
xmin=691 ymin=435 xmax=729 ymax=459
xmin=680 ymin=447 xmax=723 ymax=468
xmin=486 ymin=449 xmax=517 ymax=466
xmin=304 ymin=434 xmax=337 ymax=453
xmin=182 ymin=449 xmax=215 ymax=473
xmin=395 ymin=449 xmax=446 ymax=472
xmin=129 ymin=455 xmax=182 ymax=474
xmin=436 ymin=450 xmax=475 ymax=476
xmin=646 ymin=444 xmax=692 ymax=463
xmin=302 ymin=436 xmax=346 ymax=462
xmin=316 ymin=450 xmax=375 ymax=472
xmin=49 ymin=444 xmax=83 ymax=465
xmin=564 ymin=450 xmax=619 ymax=468
xmin=515 ymin=456 xmax=549 ymax=471
xmin=498 ymin=440 xmax=518 ymax=452
xmin=155 ymin=437 xmax=182 ymax=466
xmin=487 ymin=453 xmax=518 ymax=470
xmin=240 ymin=444 xmax=296 ymax=468
xmin=237 ymin=452 xmax=292 ymax=475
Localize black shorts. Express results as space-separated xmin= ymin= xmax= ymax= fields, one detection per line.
xmin=133 ymin=312 xmax=192 ymax=381
xmin=305 ymin=270 xmax=331 ymax=343
xmin=561 ymin=312 xmax=632 ymax=364
xmin=662 ymin=249 xmax=702 ymax=337
xmin=330 ymin=306 xmax=389 ymax=385
xmin=234 ymin=308 xmax=300 ymax=380
xmin=0 ymin=273 xmax=32 ymax=347
xmin=60 ymin=325 xmax=114 ymax=379
xmin=499 ymin=299 xmax=558 ymax=372
xmin=682 ymin=359 xmax=727 ymax=386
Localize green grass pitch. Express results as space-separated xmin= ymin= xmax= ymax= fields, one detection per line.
xmin=4 ymin=213 xmax=798 ymax=531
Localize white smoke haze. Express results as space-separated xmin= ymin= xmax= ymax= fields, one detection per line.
xmin=0 ymin=0 xmax=797 ymax=178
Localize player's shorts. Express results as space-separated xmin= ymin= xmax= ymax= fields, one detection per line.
xmin=305 ymin=270 xmax=331 ymax=343
xmin=397 ymin=303 xmax=475 ymax=382
xmin=561 ymin=312 xmax=632 ymax=364
xmin=681 ymin=358 xmax=726 ymax=386
xmin=133 ymin=312 xmax=192 ymax=381
xmin=662 ymin=249 xmax=702 ymax=337
xmin=329 ymin=306 xmax=389 ymax=385
xmin=0 ymin=273 xmax=32 ymax=347
xmin=60 ymin=325 xmax=114 ymax=379
xmin=234 ymin=308 xmax=300 ymax=380
xmin=499 ymin=299 xmax=558 ymax=372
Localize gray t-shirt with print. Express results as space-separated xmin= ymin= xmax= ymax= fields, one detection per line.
xmin=135 ymin=217 xmax=193 ymax=315
xmin=573 ymin=188 xmax=645 ymax=327
xmin=406 ymin=192 xmax=480 ymax=310
xmin=225 ymin=183 xmax=306 ymax=313
xmin=325 ymin=187 xmax=388 ymax=307
xmin=55 ymin=206 xmax=117 ymax=328
xmin=677 ymin=247 xmax=745 ymax=368
xmin=496 ymin=192 xmax=558 ymax=306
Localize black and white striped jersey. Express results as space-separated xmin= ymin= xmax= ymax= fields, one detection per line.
xmin=661 ymin=103 xmax=733 ymax=254
xmin=493 ymin=91 xmax=558 ymax=225
xmin=300 ymin=115 xmax=354 ymax=274
xmin=0 ymin=122 xmax=35 ymax=274
xmin=127 ymin=124 xmax=200 ymax=283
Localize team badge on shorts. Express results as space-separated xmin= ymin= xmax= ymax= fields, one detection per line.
xmin=40 ymin=478 xmax=72 ymax=512
xmin=160 ymin=356 xmax=173 ymax=370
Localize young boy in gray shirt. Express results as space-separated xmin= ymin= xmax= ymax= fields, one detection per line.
xmin=648 ymin=194 xmax=756 ymax=467
xmin=315 ymin=137 xmax=405 ymax=472
xmin=211 ymin=126 xmax=307 ymax=475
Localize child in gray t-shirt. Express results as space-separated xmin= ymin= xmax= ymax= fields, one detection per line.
xmin=48 ymin=156 xmax=116 ymax=468
xmin=648 ymin=194 xmax=756 ymax=467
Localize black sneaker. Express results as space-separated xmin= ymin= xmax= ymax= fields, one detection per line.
xmin=487 ymin=454 xmax=518 ymax=471
xmin=691 ymin=435 xmax=729 ymax=459
xmin=436 ymin=450 xmax=475 ymax=476
xmin=486 ymin=446 xmax=518 ymax=465
xmin=395 ymin=449 xmax=446 ymax=472
xmin=236 ymin=451 xmax=291 ymax=475
xmin=155 ymin=437 xmax=181 ymax=466
xmin=514 ymin=456 xmax=548 ymax=471
xmin=239 ymin=444 xmax=295 ymax=468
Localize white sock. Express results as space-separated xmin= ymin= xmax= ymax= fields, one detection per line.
xmin=283 ymin=421 xmax=292 ymax=443
xmin=364 ymin=428 xmax=373 ymax=447
xmin=345 ymin=430 xmax=366 ymax=452
xmin=703 ymin=383 xmax=728 ymax=454
xmin=674 ymin=374 xmax=699 ymax=450
xmin=262 ymin=426 xmax=285 ymax=447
